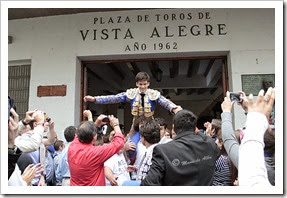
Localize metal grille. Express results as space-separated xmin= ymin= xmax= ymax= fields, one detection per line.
xmin=8 ymin=65 xmax=31 ymax=120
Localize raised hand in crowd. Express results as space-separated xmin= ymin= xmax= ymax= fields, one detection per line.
xmin=221 ymin=91 xmax=250 ymax=114
xmin=247 ymin=87 xmax=275 ymax=118
xmin=14 ymin=110 xmax=47 ymax=153
xmin=42 ymin=119 xmax=57 ymax=146
xmin=95 ymin=114 xmax=109 ymax=127
xmin=108 ymin=115 xmax=120 ymax=129
xmin=220 ymin=91 xmax=240 ymax=169
xmin=221 ymin=91 xmax=234 ymax=113
xmin=21 ymin=163 xmax=44 ymax=186
xmin=83 ymin=110 xmax=93 ymax=121
xmin=203 ymin=121 xmax=213 ymax=136
xmin=84 ymin=95 xmax=96 ymax=103
xmin=9 ymin=108 xmax=19 ymax=148
xmin=8 ymin=108 xmax=21 ymax=180
xmin=204 ymin=121 xmax=211 ymax=129
xmin=238 ymin=91 xmax=249 ymax=112
xmin=172 ymin=106 xmax=183 ymax=114
xmin=32 ymin=110 xmax=45 ymax=124
xmin=18 ymin=110 xmax=36 ymax=135
xmin=48 ymin=120 xmax=55 ymax=130
xmin=23 ymin=110 xmax=36 ymax=125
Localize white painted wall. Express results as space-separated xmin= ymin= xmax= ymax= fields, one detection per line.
xmin=8 ymin=8 xmax=275 ymax=135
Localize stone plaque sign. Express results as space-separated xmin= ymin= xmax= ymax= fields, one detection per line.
xmin=241 ymin=74 xmax=275 ymax=95
xmin=37 ymin=85 xmax=67 ymax=97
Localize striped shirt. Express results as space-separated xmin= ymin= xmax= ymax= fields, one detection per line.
xmin=212 ymin=155 xmax=232 ymax=186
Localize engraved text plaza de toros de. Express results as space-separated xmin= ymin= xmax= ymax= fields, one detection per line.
xmin=79 ymin=11 xmax=227 ymax=52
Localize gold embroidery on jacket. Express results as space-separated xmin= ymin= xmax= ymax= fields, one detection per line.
xmin=144 ymin=95 xmax=154 ymax=117
xmin=131 ymin=94 xmax=140 ymax=116
xmin=126 ymin=88 xmax=137 ymax=100
xmin=147 ymin=89 xmax=160 ymax=101
xmin=130 ymin=93 xmax=154 ymax=117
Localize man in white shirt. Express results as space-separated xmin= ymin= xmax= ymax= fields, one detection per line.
xmin=239 ymin=87 xmax=275 ymax=186
xmin=104 ymin=149 xmax=130 ymax=186
xmin=127 ymin=119 xmax=160 ymax=181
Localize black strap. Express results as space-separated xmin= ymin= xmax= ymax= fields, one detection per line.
xmin=140 ymin=93 xmax=145 ymax=108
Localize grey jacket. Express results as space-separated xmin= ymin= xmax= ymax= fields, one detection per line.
xmin=221 ymin=112 xmax=239 ymax=168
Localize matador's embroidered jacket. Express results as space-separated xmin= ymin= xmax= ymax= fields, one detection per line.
xmin=94 ymin=88 xmax=177 ymax=117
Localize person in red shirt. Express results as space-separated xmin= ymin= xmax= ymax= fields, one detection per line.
xmin=68 ymin=115 xmax=124 ymax=186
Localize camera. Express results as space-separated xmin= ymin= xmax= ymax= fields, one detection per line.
xmin=97 ymin=124 xmax=110 ymax=136
xmin=102 ymin=117 xmax=110 ymax=123
xmin=44 ymin=113 xmax=51 ymax=122
xmin=229 ymin=92 xmax=242 ymax=102
xmin=100 ymin=125 xmax=108 ymax=135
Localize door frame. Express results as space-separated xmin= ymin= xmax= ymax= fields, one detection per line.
xmin=80 ymin=55 xmax=229 ymax=122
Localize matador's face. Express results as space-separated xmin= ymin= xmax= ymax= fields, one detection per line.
xmin=136 ymin=80 xmax=150 ymax=93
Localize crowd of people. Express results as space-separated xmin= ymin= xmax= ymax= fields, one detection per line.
xmin=8 ymin=72 xmax=275 ymax=187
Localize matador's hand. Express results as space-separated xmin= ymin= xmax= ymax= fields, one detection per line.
xmin=84 ymin=95 xmax=96 ymax=102
xmin=172 ymin=106 xmax=183 ymax=114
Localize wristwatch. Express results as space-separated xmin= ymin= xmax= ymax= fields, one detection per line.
xmin=8 ymin=146 xmax=17 ymax=154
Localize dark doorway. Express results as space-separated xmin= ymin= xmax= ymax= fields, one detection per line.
xmin=81 ymin=56 xmax=228 ymax=132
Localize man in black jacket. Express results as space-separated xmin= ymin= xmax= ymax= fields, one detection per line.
xmin=141 ymin=109 xmax=220 ymax=186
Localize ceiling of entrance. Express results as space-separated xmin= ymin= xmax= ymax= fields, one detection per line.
xmin=85 ymin=58 xmax=224 ymax=103
xmin=8 ymin=8 xmax=151 ymax=20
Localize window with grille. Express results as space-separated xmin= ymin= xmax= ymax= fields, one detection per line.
xmin=8 ymin=65 xmax=31 ymax=120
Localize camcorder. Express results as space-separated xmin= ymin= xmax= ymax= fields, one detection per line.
xmin=229 ymin=92 xmax=242 ymax=103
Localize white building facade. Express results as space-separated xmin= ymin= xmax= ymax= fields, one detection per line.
xmin=8 ymin=8 xmax=275 ymax=137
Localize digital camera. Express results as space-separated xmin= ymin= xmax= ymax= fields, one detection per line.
xmin=44 ymin=113 xmax=51 ymax=122
xmin=230 ymin=92 xmax=242 ymax=103
xmin=102 ymin=117 xmax=110 ymax=124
